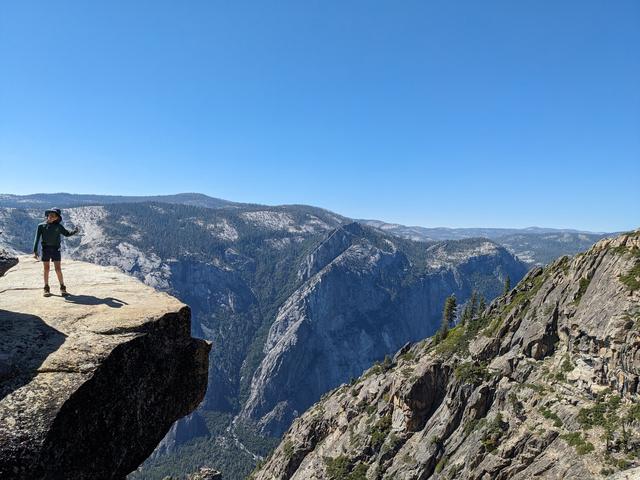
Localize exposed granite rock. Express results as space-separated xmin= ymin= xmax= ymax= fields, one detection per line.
xmin=187 ymin=466 xmax=223 ymax=479
xmin=296 ymin=222 xmax=365 ymax=282
xmin=241 ymin=228 xmax=527 ymax=436
xmin=609 ymin=466 xmax=640 ymax=479
xmin=252 ymin=230 xmax=640 ymax=480
xmin=0 ymin=249 xmax=17 ymax=277
xmin=0 ymin=256 xmax=211 ymax=480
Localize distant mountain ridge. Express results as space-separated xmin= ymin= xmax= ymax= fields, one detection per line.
xmin=359 ymin=219 xmax=608 ymax=238
xmin=359 ymin=219 xmax=612 ymax=266
xmin=0 ymin=192 xmax=239 ymax=209
xmin=0 ymin=192 xmax=609 ymax=236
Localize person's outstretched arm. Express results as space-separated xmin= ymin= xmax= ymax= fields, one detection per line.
xmin=59 ymin=224 xmax=79 ymax=236
xmin=33 ymin=224 xmax=42 ymax=257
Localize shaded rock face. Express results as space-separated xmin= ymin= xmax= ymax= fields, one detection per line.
xmin=0 ymin=256 xmax=210 ymax=480
xmin=0 ymin=249 xmax=17 ymax=277
xmin=253 ymin=230 xmax=640 ymax=480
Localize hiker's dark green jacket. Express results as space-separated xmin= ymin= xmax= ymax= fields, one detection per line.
xmin=33 ymin=222 xmax=77 ymax=252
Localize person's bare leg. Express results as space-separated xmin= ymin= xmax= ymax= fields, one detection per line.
xmin=43 ymin=260 xmax=50 ymax=286
xmin=43 ymin=260 xmax=52 ymax=296
xmin=54 ymin=261 xmax=64 ymax=286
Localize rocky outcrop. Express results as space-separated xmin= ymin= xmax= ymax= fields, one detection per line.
xmin=0 ymin=256 xmax=211 ymax=480
xmin=0 ymin=249 xmax=17 ymax=277
xmin=149 ymin=467 xmax=223 ymax=480
xmin=187 ymin=467 xmax=223 ymax=480
xmin=252 ymin=230 xmax=640 ymax=479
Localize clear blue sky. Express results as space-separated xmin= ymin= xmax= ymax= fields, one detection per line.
xmin=1 ymin=1 xmax=638 ymax=231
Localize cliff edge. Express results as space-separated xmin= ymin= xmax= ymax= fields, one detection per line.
xmin=0 ymin=255 xmax=211 ymax=479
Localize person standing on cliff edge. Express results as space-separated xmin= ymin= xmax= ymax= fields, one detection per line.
xmin=33 ymin=208 xmax=80 ymax=297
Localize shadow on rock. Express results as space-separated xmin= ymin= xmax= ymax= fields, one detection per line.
xmin=0 ymin=309 xmax=66 ymax=401
xmin=63 ymin=295 xmax=129 ymax=308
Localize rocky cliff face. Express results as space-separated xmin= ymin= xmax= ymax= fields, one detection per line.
xmin=252 ymin=230 xmax=640 ymax=480
xmin=240 ymin=224 xmax=527 ymax=436
xmin=0 ymin=256 xmax=210 ymax=479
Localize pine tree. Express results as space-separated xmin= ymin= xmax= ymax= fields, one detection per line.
xmin=461 ymin=304 xmax=471 ymax=326
xmin=478 ymin=295 xmax=487 ymax=315
xmin=503 ymin=275 xmax=511 ymax=296
xmin=439 ymin=295 xmax=457 ymax=339
xmin=447 ymin=295 xmax=457 ymax=325
xmin=470 ymin=290 xmax=478 ymax=319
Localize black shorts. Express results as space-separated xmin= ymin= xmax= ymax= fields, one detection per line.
xmin=41 ymin=245 xmax=61 ymax=262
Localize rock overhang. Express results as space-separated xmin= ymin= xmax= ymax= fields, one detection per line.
xmin=0 ymin=255 xmax=211 ymax=480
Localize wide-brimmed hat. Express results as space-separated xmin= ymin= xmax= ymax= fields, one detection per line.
xmin=44 ymin=208 xmax=62 ymax=220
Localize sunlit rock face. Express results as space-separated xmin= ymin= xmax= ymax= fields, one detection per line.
xmin=0 ymin=256 xmax=210 ymax=480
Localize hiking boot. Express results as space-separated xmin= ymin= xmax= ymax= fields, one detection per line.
xmin=60 ymin=284 xmax=69 ymax=297
xmin=43 ymin=285 xmax=51 ymax=297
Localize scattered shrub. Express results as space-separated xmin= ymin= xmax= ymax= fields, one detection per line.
xmin=539 ymin=406 xmax=563 ymax=428
xmin=574 ymin=277 xmax=591 ymax=303
xmin=578 ymin=403 xmax=607 ymax=429
xmin=481 ymin=413 xmax=507 ymax=452
xmin=454 ymin=362 xmax=490 ymax=384
xmin=435 ymin=455 xmax=447 ymax=473
xmin=561 ymin=355 xmax=574 ymax=372
xmin=620 ymin=262 xmax=640 ymax=292
xmin=561 ymin=432 xmax=595 ymax=455
xmin=282 ymin=440 xmax=294 ymax=460
xmin=369 ymin=414 xmax=392 ymax=451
